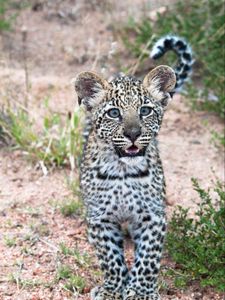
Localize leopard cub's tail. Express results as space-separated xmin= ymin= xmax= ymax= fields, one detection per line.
xmin=150 ymin=35 xmax=194 ymax=93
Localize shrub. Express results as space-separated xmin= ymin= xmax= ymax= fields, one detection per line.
xmin=0 ymin=107 xmax=83 ymax=171
xmin=0 ymin=0 xmax=17 ymax=31
xmin=166 ymin=178 xmax=225 ymax=291
xmin=56 ymin=265 xmax=86 ymax=294
xmin=120 ymin=0 xmax=225 ymax=119
xmin=60 ymin=199 xmax=83 ymax=217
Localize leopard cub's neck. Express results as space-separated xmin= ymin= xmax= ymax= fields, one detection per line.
xmin=83 ymin=132 xmax=161 ymax=180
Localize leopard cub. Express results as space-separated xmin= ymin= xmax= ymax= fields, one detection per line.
xmin=74 ymin=35 xmax=193 ymax=300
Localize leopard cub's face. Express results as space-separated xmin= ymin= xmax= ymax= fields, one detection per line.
xmin=74 ymin=66 xmax=176 ymax=159
xmin=92 ymin=78 xmax=164 ymax=158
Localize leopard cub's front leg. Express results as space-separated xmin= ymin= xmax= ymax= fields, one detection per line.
xmin=91 ymin=286 xmax=123 ymax=300
xmin=88 ymin=219 xmax=128 ymax=300
xmin=123 ymin=288 xmax=160 ymax=300
xmin=123 ymin=213 xmax=166 ymax=300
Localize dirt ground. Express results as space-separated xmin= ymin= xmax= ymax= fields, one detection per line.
xmin=0 ymin=1 xmax=224 ymax=300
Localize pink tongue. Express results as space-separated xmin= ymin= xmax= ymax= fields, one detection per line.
xmin=125 ymin=146 xmax=140 ymax=155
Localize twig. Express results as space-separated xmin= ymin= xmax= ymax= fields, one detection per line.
xmin=91 ymin=41 xmax=101 ymax=70
xmin=21 ymin=26 xmax=29 ymax=107
xmin=39 ymin=237 xmax=59 ymax=252
xmin=39 ymin=160 xmax=48 ymax=176
xmin=128 ymin=34 xmax=156 ymax=76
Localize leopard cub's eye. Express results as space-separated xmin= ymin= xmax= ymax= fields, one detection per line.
xmin=140 ymin=106 xmax=153 ymax=117
xmin=107 ymin=108 xmax=121 ymax=118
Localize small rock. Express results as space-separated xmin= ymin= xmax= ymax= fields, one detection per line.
xmin=166 ymin=198 xmax=175 ymax=206
xmin=190 ymin=140 xmax=201 ymax=144
xmin=58 ymin=11 xmax=66 ymax=19
xmin=32 ymin=2 xmax=44 ymax=12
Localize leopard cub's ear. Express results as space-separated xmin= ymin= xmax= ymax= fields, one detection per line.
xmin=143 ymin=65 xmax=176 ymax=106
xmin=73 ymin=71 xmax=109 ymax=111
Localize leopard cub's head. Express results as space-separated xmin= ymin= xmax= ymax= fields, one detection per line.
xmin=74 ymin=66 xmax=176 ymax=159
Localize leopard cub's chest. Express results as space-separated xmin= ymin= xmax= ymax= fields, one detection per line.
xmin=81 ymin=162 xmax=164 ymax=223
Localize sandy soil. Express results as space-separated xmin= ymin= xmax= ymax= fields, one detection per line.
xmin=0 ymin=1 xmax=224 ymax=300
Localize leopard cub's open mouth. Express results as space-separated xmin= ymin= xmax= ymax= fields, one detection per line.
xmin=115 ymin=145 xmax=146 ymax=157
xmin=125 ymin=145 xmax=140 ymax=156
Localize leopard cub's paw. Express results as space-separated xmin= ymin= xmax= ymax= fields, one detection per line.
xmin=91 ymin=286 xmax=122 ymax=300
xmin=123 ymin=289 xmax=160 ymax=300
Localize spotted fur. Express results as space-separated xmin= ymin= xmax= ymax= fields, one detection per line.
xmin=74 ymin=37 xmax=190 ymax=300
xmin=151 ymin=35 xmax=193 ymax=92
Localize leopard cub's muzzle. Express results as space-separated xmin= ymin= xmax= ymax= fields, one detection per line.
xmin=114 ymin=127 xmax=147 ymax=158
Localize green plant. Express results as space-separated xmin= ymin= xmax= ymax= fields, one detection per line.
xmin=60 ymin=198 xmax=83 ymax=217
xmin=9 ymin=273 xmax=54 ymax=288
xmin=0 ymin=0 xmax=23 ymax=31
xmin=211 ymin=130 xmax=225 ymax=148
xmin=56 ymin=264 xmax=86 ymax=294
xmin=0 ymin=107 xmax=83 ymax=170
xmin=4 ymin=235 xmax=17 ymax=247
xmin=120 ymin=0 xmax=225 ymax=119
xmin=122 ymin=17 xmax=154 ymax=58
xmin=56 ymin=264 xmax=73 ymax=281
xmin=60 ymin=243 xmax=91 ymax=267
xmin=166 ymin=178 xmax=225 ymax=291
xmin=0 ymin=0 xmax=12 ymax=30
xmin=66 ymin=177 xmax=81 ymax=197
xmin=64 ymin=275 xmax=86 ymax=293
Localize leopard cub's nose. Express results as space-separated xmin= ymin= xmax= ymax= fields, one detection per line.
xmin=124 ymin=127 xmax=141 ymax=142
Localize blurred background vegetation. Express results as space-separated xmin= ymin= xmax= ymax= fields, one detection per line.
xmin=120 ymin=0 xmax=225 ymax=120
xmin=1 ymin=0 xmax=224 ymax=153
xmin=0 ymin=0 xmax=224 ymax=295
